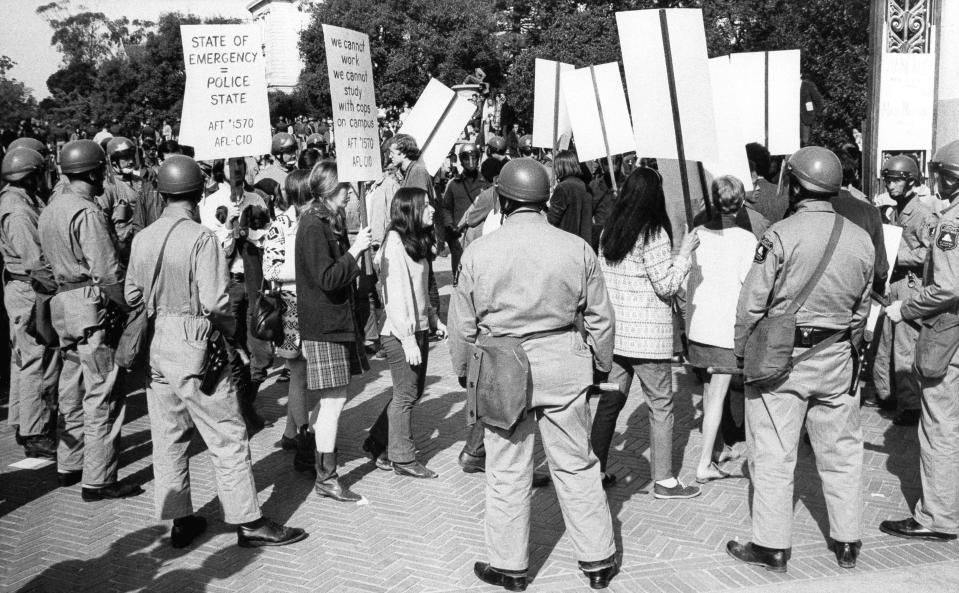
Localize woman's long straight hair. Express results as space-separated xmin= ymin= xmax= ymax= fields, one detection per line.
xmin=387 ymin=187 xmax=434 ymax=262
xmin=600 ymin=167 xmax=672 ymax=263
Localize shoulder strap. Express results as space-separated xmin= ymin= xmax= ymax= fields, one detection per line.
xmin=147 ymin=218 xmax=188 ymax=313
xmin=785 ymin=214 xmax=844 ymax=316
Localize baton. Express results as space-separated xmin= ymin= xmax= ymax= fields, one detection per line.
xmin=707 ymin=366 xmax=744 ymax=376
xmin=871 ymin=290 xmax=890 ymax=307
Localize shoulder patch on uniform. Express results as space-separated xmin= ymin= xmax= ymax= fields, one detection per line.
xmin=937 ymin=224 xmax=959 ymax=251
xmin=754 ymin=237 xmax=773 ymax=263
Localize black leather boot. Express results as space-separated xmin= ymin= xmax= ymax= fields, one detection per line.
xmin=240 ymin=382 xmax=266 ymax=432
xmin=579 ymin=555 xmax=619 ymax=589
xmin=726 ymin=541 xmax=788 ymax=572
xmin=293 ymin=425 xmax=316 ymax=475
xmin=473 ymin=562 xmax=527 ymax=591
xmin=833 ymin=540 xmax=861 ymax=568
xmin=314 ymin=451 xmax=361 ymax=502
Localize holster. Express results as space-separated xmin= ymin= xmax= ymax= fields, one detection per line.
xmin=465 ymin=327 xmax=572 ymax=432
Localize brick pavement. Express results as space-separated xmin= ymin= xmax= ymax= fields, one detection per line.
xmin=1 ymin=256 xmax=957 ymax=593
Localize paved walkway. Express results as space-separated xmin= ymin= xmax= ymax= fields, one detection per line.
xmin=2 ymin=256 xmax=957 ymax=593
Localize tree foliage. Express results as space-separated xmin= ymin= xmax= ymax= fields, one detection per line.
xmin=0 ymin=56 xmax=38 ymax=129
xmin=36 ymin=1 xmax=155 ymax=66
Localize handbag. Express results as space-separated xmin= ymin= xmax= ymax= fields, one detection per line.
xmin=251 ymin=280 xmax=286 ymax=346
xmin=743 ymin=215 xmax=845 ymax=388
xmin=115 ymin=219 xmax=188 ymax=369
xmin=913 ymin=311 xmax=959 ymax=381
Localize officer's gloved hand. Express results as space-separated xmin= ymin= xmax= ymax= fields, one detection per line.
xmin=458 ymin=375 xmax=467 ymax=389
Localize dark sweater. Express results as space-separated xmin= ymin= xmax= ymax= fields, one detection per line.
xmin=831 ymin=191 xmax=888 ymax=294
xmin=294 ymin=202 xmax=361 ymax=342
xmin=548 ymin=176 xmax=593 ymax=244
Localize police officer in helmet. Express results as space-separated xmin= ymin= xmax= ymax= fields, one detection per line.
xmin=0 ymin=147 xmax=61 ymax=459
xmin=440 ymin=143 xmax=489 ymax=286
xmin=38 ymin=139 xmax=143 ymax=500
xmin=125 ymin=155 xmax=307 ymax=549
xmin=729 ymin=146 xmax=874 ymax=572
xmin=881 ymin=140 xmax=959 ymax=543
xmin=449 ymin=158 xmax=619 ymax=590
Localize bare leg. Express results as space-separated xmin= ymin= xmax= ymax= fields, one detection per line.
xmin=697 ymin=373 xmax=732 ymax=480
xmin=311 ymin=385 xmax=348 ymax=453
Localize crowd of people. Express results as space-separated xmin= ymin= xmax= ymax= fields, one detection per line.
xmin=2 ymin=98 xmax=959 ymax=591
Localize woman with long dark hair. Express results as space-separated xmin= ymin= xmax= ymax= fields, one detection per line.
xmin=363 ymin=187 xmax=446 ymax=478
xmin=547 ymin=149 xmax=593 ymax=244
xmin=295 ymin=161 xmax=373 ymax=502
xmin=590 ymin=167 xmax=702 ymax=498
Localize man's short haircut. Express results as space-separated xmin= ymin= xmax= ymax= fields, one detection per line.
xmin=711 ymin=175 xmax=745 ymax=214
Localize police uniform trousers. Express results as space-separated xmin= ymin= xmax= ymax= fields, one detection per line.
xmin=483 ymin=331 xmax=615 ymax=570
xmin=872 ymin=277 xmax=921 ymax=409
xmin=51 ymin=286 xmax=123 ymax=486
xmin=146 ymin=315 xmax=261 ymax=524
xmin=745 ymin=341 xmax=863 ymax=549
xmin=5 ymin=279 xmax=60 ymax=436
xmin=914 ymin=348 xmax=959 ymax=535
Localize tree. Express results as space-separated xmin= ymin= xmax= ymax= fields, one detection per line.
xmin=36 ymin=1 xmax=155 ymax=67
xmin=0 ymin=56 xmax=38 ymax=129
xmin=299 ymin=0 xmax=505 ymax=116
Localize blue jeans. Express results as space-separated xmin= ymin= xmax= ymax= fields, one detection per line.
xmin=368 ymin=332 xmax=429 ymax=463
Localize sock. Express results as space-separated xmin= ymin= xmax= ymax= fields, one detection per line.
xmin=656 ymin=477 xmax=678 ymax=488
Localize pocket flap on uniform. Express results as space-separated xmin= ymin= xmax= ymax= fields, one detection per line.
xmin=473 ymin=341 xmax=531 ymax=431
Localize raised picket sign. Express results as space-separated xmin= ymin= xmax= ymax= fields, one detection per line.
xmin=560 ymin=63 xmax=636 ymax=163
xmin=877 ymin=52 xmax=935 ymax=166
xmin=323 ymin=24 xmax=382 ymax=183
xmin=728 ymin=50 xmax=801 ymax=156
xmin=532 ymin=59 xmax=574 ymax=150
xmin=178 ymin=25 xmax=272 ymax=160
xmin=616 ymin=9 xmax=718 ymax=165
xmin=707 ymin=56 xmax=754 ymax=192
xmin=398 ymin=78 xmax=475 ymax=176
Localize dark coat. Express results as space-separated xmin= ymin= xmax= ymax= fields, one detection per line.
xmin=831 ymin=190 xmax=888 ymax=294
xmin=295 ymin=202 xmax=361 ymax=342
xmin=548 ymin=176 xmax=593 ymax=244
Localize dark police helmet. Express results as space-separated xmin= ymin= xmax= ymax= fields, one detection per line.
xmin=785 ymin=146 xmax=842 ymax=195
xmin=881 ymin=155 xmax=920 ymax=181
xmin=59 ymin=140 xmax=107 ymax=175
xmin=2 ymin=147 xmax=45 ymax=182
xmin=8 ymin=137 xmax=48 ymax=156
xmin=157 ymin=155 xmax=205 ymax=196
xmin=496 ymin=158 xmax=550 ymax=203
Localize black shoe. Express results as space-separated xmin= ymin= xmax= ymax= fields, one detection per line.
xmin=459 ymin=450 xmax=485 ymax=474
xmin=833 ymin=540 xmax=861 ymax=569
xmin=236 ymin=517 xmax=307 ymax=548
xmin=579 ymin=555 xmax=619 ymax=589
xmin=532 ymin=472 xmax=551 ymax=488
xmin=57 ymin=470 xmax=82 ymax=487
xmin=81 ymin=482 xmax=144 ymax=501
xmin=879 ymin=518 xmax=957 ymax=541
xmin=14 ymin=426 xmax=25 ymax=446
xmin=726 ymin=541 xmax=788 ymax=573
xmin=362 ymin=437 xmax=392 ymax=471
xmin=893 ymin=409 xmax=920 ymax=426
xmin=276 ymin=434 xmax=297 ymax=450
xmin=24 ymin=434 xmax=57 ymax=459
xmin=601 ymin=473 xmax=617 ymax=489
xmin=473 ymin=562 xmax=527 ymax=591
xmin=171 ymin=515 xmax=208 ymax=549
xmin=392 ymin=460 xmax=438 ymax=479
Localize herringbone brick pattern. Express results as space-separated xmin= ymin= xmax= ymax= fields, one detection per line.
xmin=1 ymin=261 xmax=956 ymax=592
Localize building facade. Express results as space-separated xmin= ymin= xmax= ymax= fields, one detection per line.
xmin=247 ymin=0 xmax=315 ymax=93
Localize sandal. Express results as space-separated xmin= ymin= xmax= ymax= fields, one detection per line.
xmin=696 ymin=462 xmax=732 ymax=484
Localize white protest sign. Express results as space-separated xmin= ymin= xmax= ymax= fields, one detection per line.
xmin=532 ymin=59 xmax=574 ymax=149
xmin=878 ymin=53 xmax=935 ymax=162
xmin=707 ymin=56 xmax=754 ymax=191
xmin=616 ymin=9 xmax=718 ymax=164
xmin=561 ymin=63 xmax=635 ymax=163
xmin=867 ymin=223 xmax=904 ymax=332
xmin=728 ymin=50 xmax=801 ymax=155
xmin=323 ymin=25 xmax=381 ymax=183
xmin=398 ymin=78 xmax=475 ymax=176
xmin=178 ymin=25 xmax=271 ymax=160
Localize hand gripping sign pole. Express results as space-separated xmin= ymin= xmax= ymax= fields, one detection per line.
xmin=323 ymin=24 xmax=382 ymax=273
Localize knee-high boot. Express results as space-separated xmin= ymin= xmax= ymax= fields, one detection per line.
xmin=314 ymin=450 xmax=361 ymax=502
xmin=294 ymin=425 xmax=316 ymax=475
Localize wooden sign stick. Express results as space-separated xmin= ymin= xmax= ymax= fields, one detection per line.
xmin=660 ymin=9 xmax=693 ymax=228
xmin=589 ymin=65 xmax=619 ymax=198
xmin=353 ymin=181 xmax=372 ymax=274
xmin=552 ymin=60 xmax=561 ymax=177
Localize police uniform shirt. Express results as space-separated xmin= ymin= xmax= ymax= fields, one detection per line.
xmin=901 ymin=199 xmax=959 ymax=321
xmin=893 ymin=194 xmax=943 ymax=271
xmin=448 ymin=209 xmax=615 ymax=377
xmin=0 ymin=185 xmax=45 ymax=277
xmin=734 ymin=200 xmax=874 ymax=356
xmin=37 ymin=184 xmax=122 ymax=288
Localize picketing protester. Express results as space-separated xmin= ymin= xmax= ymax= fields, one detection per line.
xmin=295 ymin=160 xmax=372 ymax=502
xmin=547 ymin=149 xmax=594 ymax=244
xmin=363 ymin=187 xmax=447 ymax=478
xmin=685 ymin=176 xmax=756 ymax=484
xmin=263 ymin=169 xmax=313 ymax=473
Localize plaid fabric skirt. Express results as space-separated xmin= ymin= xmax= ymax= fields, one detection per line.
xmin=302 ymin=339 xmax=366 ymax=390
